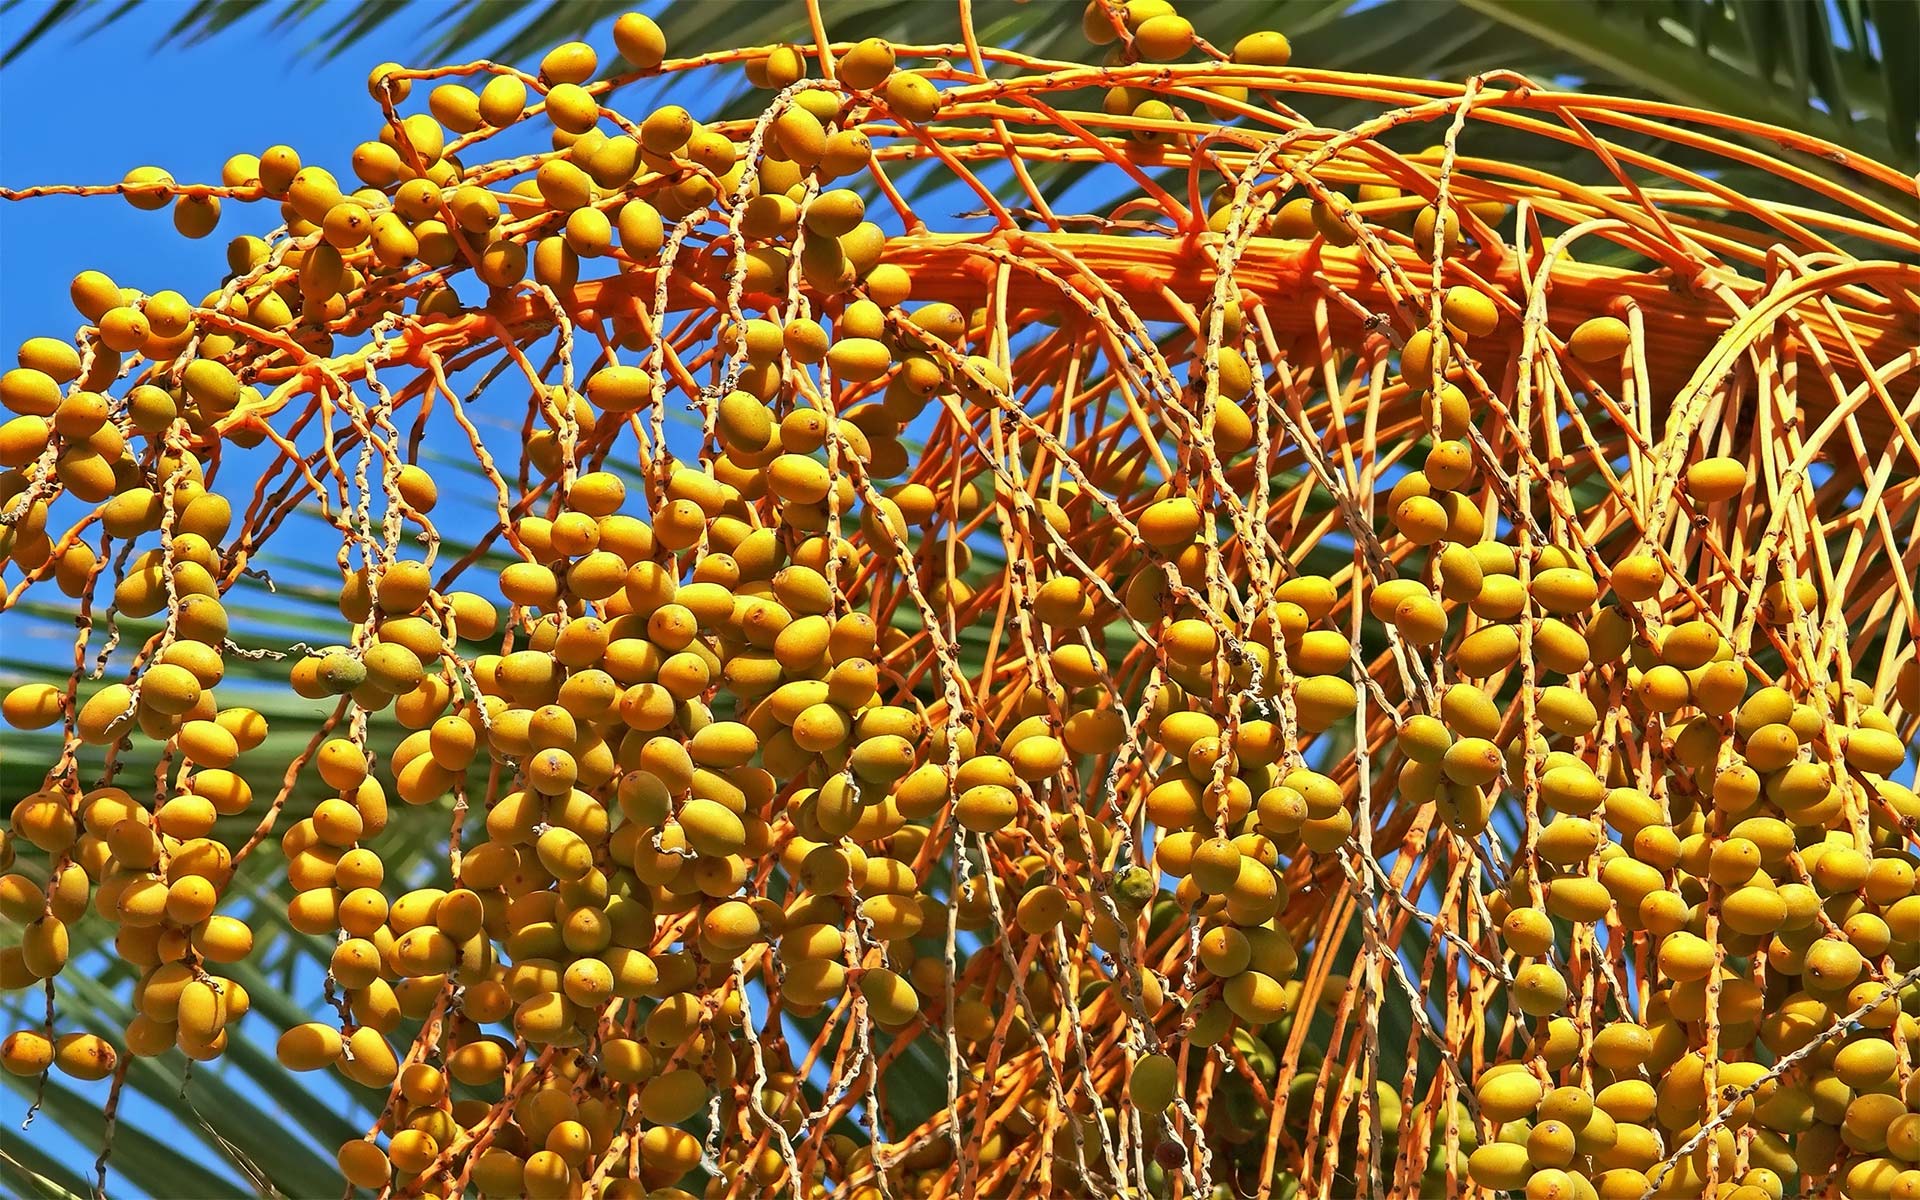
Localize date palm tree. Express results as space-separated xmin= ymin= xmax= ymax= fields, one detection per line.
xmin=0 ymin=2 xmax=1912 ymax=1197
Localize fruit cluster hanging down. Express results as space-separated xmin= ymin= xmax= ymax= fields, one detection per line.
xmin=2 ymin=3 xmax=1918 ymax=1199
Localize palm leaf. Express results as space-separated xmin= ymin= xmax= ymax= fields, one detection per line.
xmin=0 ymin=1070 xmax=252 ymax=1200
xmin=0 ymin=1141 xmax=93 ymax=1200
